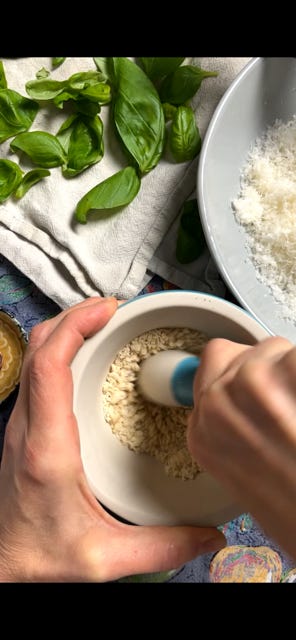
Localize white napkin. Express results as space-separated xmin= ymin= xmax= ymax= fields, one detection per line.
xmin=0 ymin=57 xmax=251 ymax=309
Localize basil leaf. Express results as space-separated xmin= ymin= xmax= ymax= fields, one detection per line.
xmin=27 ymin=71 xmax=109 ymax=108
xmin=139 ymin=57 xmax=185 ymax=80
xmin=67 ymin=70 xmax=105 ymax=91
xmin=10 ymin=131 xmax=67 ymax=168
xmin=53 ymin=90 xmax=77 ymax=109
xmin=74 ymin=99 xmax=101 ymax=117
xmin=36 ymin=67 xmax=50 ymax=79
xmin=162 ymin=102 xmax=177 ymax=122
xmin=169 ymin=105 xmax=201 ymax=162
xmin=176 ymin=199 xmax=206 ymax=263
xmin=0 ymin=61 xmax=7 ymax=89
xmin=0 ymin=89 xmax=38 ymax=143
xmin=0 ymin=159 xmax=23 ymax=203
xmin=75 ymin=166 xmax=140 ymax=223
xmin=93 ymin=57 xmax=111 ymax=81
xmin=59 ymin=115 xmax=104 ymax=177
xmin=159 ymin=65 xmax=218 ymax=105
xmin=111 ymin=57 xmax=165 ymax=174
xmin=14 ymin=168 xmax=50 ymax=198
xmin=26 ymin=78 xmax=68 ymax=100
xmin=79 ymin=82 xmax=111 ymax=104
xmin=52 ymin=57 xmax=66 ymax=68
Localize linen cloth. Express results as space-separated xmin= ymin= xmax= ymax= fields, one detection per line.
xmin=0 ymin=57 xmax=251 ymax=309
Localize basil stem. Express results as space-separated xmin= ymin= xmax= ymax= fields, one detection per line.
xmin=111 ymin=57 xmax=165 ymax=174
xmin=0 ymin=89 xmax=38 ymax=143
xmin=75 ymin=166 xmax=141 ymax=223
xmin=0 ymin=159 xmax=23 ymax=203
xmin=10 ymin=131 xmax=67 ymax=168
xmin=169 ymin=105 xmax=201 ymax=162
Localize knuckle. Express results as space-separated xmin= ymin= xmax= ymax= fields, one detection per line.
xmin=28 ymin=348 xmax=55 ymax=387
xmin=28 ymin=322 xmax=50 ymax=349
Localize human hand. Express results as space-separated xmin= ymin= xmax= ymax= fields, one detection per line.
xmin=187 ymin=335 xmax=296 ymax=560
xmin=0 ymin=297 xmax=225 ymax=582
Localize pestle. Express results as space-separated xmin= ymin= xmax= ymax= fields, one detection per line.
xmin=137 ymin=349 xmax=200 ymax=407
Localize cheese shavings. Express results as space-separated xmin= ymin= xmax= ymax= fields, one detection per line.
xmin=232 ymin=115 xmax=296 ymax=322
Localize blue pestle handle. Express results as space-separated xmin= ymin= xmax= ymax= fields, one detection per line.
xmin=137 ymin=350 xmax=200 ymax=407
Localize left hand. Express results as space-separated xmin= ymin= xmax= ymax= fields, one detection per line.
xmin=0 ymin=297 xmax=225 ymax=582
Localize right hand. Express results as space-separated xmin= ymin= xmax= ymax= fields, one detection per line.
xmin=187 ymin=335 xmax=296 ymax=560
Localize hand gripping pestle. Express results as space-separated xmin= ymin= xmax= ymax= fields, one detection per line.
xmin=137 ymin=349 xmax=200 ymax=407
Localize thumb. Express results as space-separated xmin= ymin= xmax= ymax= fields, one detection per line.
xmin=85 ymin=524 xmax=226 ymax=582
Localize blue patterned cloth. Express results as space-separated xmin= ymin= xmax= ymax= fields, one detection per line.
xmin=0 ymin=253 xmax=295 ymax=582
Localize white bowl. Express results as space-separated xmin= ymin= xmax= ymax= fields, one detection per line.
xmin=198 ymin=57 xmax=296 ymax=343
xmin=71 ymin=290 xmax=271 ymax=527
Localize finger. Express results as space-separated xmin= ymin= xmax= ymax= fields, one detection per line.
xmin=27 ymin=297 xmax=108 ymax=353
xmin=194 ymin=335 xmax=293 ymax=404
xmin=193 ymin=338 xmax=252 ymax=403
xmin=86 ymin=524 xmax=226 ymax=582
xmin=22 ymin=298 xmax=118 ymax=443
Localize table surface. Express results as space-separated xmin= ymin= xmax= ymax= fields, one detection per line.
xmin=0 ymin=252 xmax=294 ymax=582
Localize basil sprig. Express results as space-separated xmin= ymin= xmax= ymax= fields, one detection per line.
xmin=0 ymin=57 xmax=219 ymax=264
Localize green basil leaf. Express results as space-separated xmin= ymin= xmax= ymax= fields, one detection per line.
xmin=0 ymin=89 xmax=38 ymax=143
xmin=74 ymin=99 xmax=101 ymax=117
xmin=36 ymin=67 xmax=50 ymax=79
xmin=56 ymin=114 xmax=78 ymax=152
xmin=60 ymin=115 xmax=104 ymax=177
xmin=75 ymin=166 xmax=140 ymax=223
xmin=53 ymin=90 xmax=77 ymax=109
xmin=169 ymin=105 xmax=201 ymax=162
xmin=27 ymin=70 xmax=108 ymax=107
xmin=111 ymin=57 xmax=165 ymax=174
xmin=10 ymin=131 xmax=67 ymax=168
xmin=139 ymin=57 xmax=185 ymax=80
xmin=176 ymin=199 xmax=206 ymax=263
xmin=67 ymin=70 xmax=105 ymax=91
xmin=52 ymin=57 xmax=66 ymax=68
xmin=0 ymin=159 xmax=23 ymax=203
xmin=159 ymin=65 xmax=218 ymax=105
xmin=93 ymin=57 xmax=111 ymax=81
xmin=14 ymin=168 xmax=50 ymax=199
xmin=80 ymin=82 xmax=111 ymax=104
xmin=26 ymin=78 xmax=68 ymax=100
xmin=162 ymin=102 xmax=177 ymax=122
xmin=0 ymin=61 xmax=7 ymax=89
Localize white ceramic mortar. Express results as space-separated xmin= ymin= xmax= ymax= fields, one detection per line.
xmin=71 ymin=290 xmax=271 ymax=527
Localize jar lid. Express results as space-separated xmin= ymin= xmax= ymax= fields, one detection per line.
xmin=0 ymin=310 xmax=27 ymax=404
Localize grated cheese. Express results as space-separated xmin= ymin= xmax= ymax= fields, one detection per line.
xmin=232 ymin=115 xmax=296 ymax=321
